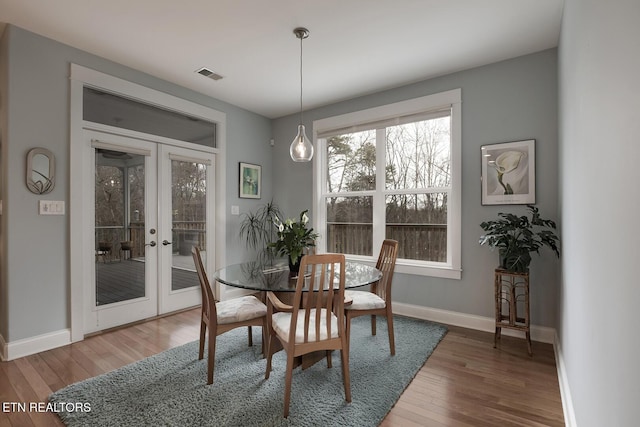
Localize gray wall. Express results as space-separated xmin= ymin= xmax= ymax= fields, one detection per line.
xmin=0 ymin=25 xmax=272 ymax=342
xmin=558 ymin=1 xmax=640 ymax=425
xmin=272 ymin=49 xmax=560 ymax=327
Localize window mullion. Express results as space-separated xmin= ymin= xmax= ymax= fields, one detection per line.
xmin=373 ymin=128 xmax=386 ymax=251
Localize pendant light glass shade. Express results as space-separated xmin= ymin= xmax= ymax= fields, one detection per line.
xmin=290 ymin=124 xmax=314 ymax=162
xmin=290 ymin=27 xmax=313 ymax=162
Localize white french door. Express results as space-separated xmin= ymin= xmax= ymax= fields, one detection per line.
xmin=158 ymin=144 xmax=213 ymax=313
xmin=84 ymin=129 xmax=213 ymax=333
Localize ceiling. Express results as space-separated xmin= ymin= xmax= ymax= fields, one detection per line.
xmin=0 ymin=0 xmax=564 ymax=119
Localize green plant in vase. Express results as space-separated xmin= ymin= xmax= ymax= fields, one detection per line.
xmin=270 ymin=210 xmax=319 ymax=272
xmin=479 ymin=205 xmax=560 ymax=273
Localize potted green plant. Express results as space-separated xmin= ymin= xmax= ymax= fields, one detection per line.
xmin=479 ymin=205 xmax=560 ymax=273
xmin=269 ymin=209 xmax=319 ymax=272
xmin=239 ymin=200 xmax=282 ymax=260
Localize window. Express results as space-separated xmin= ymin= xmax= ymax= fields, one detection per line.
xmin=314 ymin=89 xmax=461 ymax=279
xmin=83 ymin=87 xmax=217 ymax=147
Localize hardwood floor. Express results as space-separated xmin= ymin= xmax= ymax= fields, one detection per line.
xmin=381 ymin=326 xmax=564 ymax=426
xmin=0 ymin=309 xmax=564 ymax=426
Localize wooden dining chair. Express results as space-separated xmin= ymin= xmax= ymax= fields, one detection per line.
xmin=344 ymin=239 xmax=399 ymax=355
xmin=191 ymin=246 xmax=267 ymax=385
xmin=264 ymin=253 xmax=351 ymax=418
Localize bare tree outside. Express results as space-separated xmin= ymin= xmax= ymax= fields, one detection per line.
xmin=95 ymin=165 xmax=125 ymax=228
xmin=172 ymin=160 xmax=207 ymax=257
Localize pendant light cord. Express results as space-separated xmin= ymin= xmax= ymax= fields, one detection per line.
xmin=299 ymin=32 xmax=304 ymax=126
xmin=290 ymin=27 xmax=313 ymax=162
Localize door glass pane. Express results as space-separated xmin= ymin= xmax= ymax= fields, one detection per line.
xmin=171 ymin=159 xmax=206 ymax=291
xmin=95 ymin=149 xmax=146 ymax=305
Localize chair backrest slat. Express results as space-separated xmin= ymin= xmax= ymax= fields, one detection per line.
xmin=375 ymin=240 xmax=399 ymax=301
xmin=289 ymin=253 xmax=346 ymax=345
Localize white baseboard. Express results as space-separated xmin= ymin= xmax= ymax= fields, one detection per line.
xmin=1 ymin=329 xmax=71 ymax=361
xmin=554 ymin=331 xmax=577 ymax=427
xmin=393 ymin=302 xmax=556 ymax=344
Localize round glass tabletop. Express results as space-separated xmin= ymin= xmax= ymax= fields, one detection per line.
xmin=213 ymin=259 xmax=382 ymax=292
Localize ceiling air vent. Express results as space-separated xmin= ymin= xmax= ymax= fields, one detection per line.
xmin=196 ymin=67 xmax=223 ymax=81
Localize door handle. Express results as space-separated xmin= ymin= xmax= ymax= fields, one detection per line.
xmin=146 ymin=241 xmax=157 ymax=247
xmin=162 ymin=240 xmax=172 ymax=246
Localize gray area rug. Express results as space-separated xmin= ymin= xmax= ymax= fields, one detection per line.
xmin=49 ymin=315 xmax=447 ymax=426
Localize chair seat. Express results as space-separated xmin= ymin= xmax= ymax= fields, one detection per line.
xmin=344 ymin=290 xmax=386 ymax=310
xmin=216 ymin=295 xmax=267 ymax=324
xmin=273 ymin=309 xmax=339 ymax=343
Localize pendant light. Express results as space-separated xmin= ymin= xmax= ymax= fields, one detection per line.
xmin=290 ymin=27 xmax=314 ymax=162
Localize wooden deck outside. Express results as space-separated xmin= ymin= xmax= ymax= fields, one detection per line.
xmin=95 ymin=256 xmax=198 ymax=305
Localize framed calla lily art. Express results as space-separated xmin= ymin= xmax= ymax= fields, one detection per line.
xmin=481 ymin=139 xmax=535 ymax=205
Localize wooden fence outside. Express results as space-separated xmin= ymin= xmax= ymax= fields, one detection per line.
xmin=326 ymin=222 xmax=447 ymax=262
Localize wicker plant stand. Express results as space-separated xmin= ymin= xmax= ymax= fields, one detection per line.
xmin=494 ymin=268 xmax=531 ymax=355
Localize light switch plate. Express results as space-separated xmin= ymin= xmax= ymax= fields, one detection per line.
xmin=231 ymin=205 xmax=240 ymax=215
xmin=39 ymin=200 xmax=65 ymax=215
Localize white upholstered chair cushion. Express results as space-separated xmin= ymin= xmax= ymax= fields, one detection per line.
xmin=272 ymin=309 xmax=339 ymax=343
xmin=344 ymin=290 xmax=386 ymax=310
xmin=216 ymin=295 xmax=267 ymax=325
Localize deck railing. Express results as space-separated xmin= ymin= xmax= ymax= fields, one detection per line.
xmin=96 ymin=221 xmax=207 ymax=258
xmin=96 ymin=221 xmax=446 ymax=261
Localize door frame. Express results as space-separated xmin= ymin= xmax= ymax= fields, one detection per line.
xmin=69 ymin=64 xmax=227 ymax=342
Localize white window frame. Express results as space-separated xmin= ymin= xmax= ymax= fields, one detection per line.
xmin=313 ymin=89 xmax=461 ymax=279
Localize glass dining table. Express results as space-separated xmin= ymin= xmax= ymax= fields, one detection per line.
xmin=213 ymin=258 xmax=382 ymax=368
xmin=213 ymin=259 xmax=382 ymax=293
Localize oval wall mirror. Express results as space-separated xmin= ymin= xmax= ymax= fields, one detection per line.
xmin=26 ymin=148 xmax=55 ymax=194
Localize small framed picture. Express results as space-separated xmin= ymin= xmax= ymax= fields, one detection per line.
xmin=239 ymin=162 xmax=261 ymax=199
xmin=481 ymin=139 xmax=535 ymax=205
